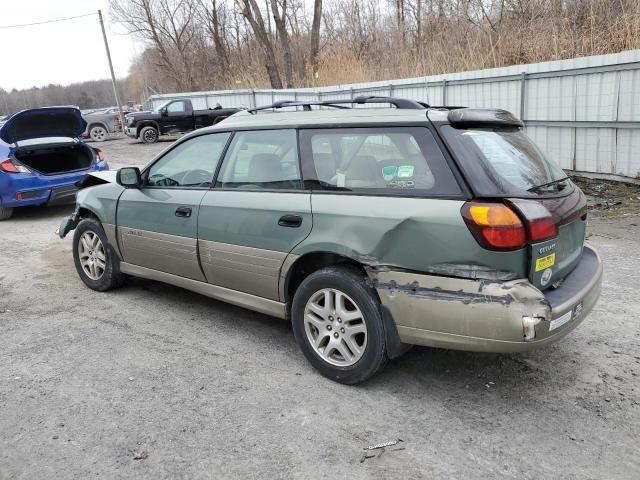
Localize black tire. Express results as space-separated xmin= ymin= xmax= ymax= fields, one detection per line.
xmin=291 ymin=266 xmax=387 ymax=384
xmin=89 ymin=125 xmax=107 ymax=142
xmin=72 ymin=218 xmax=125 ymax=291
xmin=0 ymin=203 xmax=13 ymax=220
xmin=140 ymin=126 xmax=159 ymax=144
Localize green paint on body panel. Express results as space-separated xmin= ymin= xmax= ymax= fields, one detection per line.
xmin=294 ymin=194 xmax=527 ymax=278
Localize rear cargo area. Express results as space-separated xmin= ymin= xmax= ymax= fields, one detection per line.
xmin=14 ymin=143 xmax=93 ymax=175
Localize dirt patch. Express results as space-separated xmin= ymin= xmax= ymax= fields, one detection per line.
xmin=572 ymin=176 xmax=640 ymax=219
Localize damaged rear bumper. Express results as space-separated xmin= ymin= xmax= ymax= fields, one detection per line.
xmin=371 ymin=245 xmax=602 ymax=353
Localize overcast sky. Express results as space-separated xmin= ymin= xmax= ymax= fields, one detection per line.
xmin=0 ymin=1 xmax=139 ymax=91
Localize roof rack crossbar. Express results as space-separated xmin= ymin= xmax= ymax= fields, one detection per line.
xmin=247 ymin=100 xmax=351 ymax=114
xmin=247 ymin=96 xmax=428 ymax=114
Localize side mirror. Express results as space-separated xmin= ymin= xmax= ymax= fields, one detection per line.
xmin=116 ymin=167 xmax=142 ymax=188
xmin=160 ymin=107 xmax=168 ymax=117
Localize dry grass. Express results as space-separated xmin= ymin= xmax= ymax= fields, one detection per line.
xmin=311 ymin=6 xmax=640 ymax=87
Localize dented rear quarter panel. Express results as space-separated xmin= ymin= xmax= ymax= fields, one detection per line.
xmin=293 ymin=194 xmax=528 ymax=278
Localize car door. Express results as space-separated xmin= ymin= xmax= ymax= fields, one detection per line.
xmin=162 ymin=100 xmax=192 ymax=134
xmin=198 ymin=129 xmax=312 ymax=300
xmin=117 ymin=132 xmax=231 ymax=280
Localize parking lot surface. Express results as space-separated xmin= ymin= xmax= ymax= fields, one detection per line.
xmin=1 ymin=136 xmax=639 ymax=479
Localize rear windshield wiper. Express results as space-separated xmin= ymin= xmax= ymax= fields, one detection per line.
xmin=527 ymin=177 xmax=569 ymax=193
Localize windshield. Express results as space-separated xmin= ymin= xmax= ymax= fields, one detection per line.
xmin=441 ymin=126 xmax=568 ymax=196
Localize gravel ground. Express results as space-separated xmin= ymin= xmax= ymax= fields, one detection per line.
xmin=1 ymin=136 xmax=639 ymax=479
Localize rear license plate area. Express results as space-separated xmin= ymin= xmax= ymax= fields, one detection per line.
xmin=549 ymin=302 xmax=583 ymax=331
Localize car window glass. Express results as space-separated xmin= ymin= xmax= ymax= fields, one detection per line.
xmin=216 ymin=129 xmax=301 ymax=190
xmin=302 ymin=127 xmax=460 ymax=194
xmin=147 ymin=132 xmax=230 ymax=188
xmin=167 ymin=101 xmax=186 ymax=114
xmin=441 ymin=126 xmax=567 ymax=195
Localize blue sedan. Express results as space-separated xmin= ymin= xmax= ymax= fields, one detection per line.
xmin=0 ymin=107 xmax=109 ymax=220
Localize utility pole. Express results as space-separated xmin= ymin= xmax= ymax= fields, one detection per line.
xmin=98 ymin=9 xmax=125 ymax=130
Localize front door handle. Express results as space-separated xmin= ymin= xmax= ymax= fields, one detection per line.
xmin=278 ymin=215 xmax=302 ymax=228
xmin=175 ymin=206 xmax=192 ymax=218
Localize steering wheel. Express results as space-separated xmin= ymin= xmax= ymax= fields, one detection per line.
xmin=179 ymin=169 xmax=213 ymax=187
xmin=148 ymin=173 xmax=179 ymax=187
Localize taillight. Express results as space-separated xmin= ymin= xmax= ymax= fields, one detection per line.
xmin=0 ymin=159 xmax=30 ymax=173
xmin=529 ymin=218 xmax=557 ymax=242
xmin=95 ymin=149 xmax=105 ymax=162
xmin=462 ymin=202 xmax=526 ymax=250
xmin=462 ymin=200 xmax=559 ymax=251
xmin=507 ymin=199 xmax=558 ymax=243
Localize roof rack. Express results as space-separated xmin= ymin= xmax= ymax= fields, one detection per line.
xmin=247 ymin=95 xmax=428 ymax=114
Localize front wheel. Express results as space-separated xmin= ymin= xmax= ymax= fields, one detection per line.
xmin=291 ymin=266 xmax=387 ymax=384
xmin=72 ymin=218 xmax=124 ymax=291
xmin=140 ymin=126 xmax=159 ymax=144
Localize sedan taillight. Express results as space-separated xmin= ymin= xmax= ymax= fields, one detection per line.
xmin=0 ymin=159 xmax=30 ymax=173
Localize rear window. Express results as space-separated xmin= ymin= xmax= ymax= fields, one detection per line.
xmin=300 ymin=127 xmax=461 ymax=196
xmin=441 ymin=126 xmax=568 ymax=196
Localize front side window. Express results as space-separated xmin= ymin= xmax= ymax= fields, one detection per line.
xmin=146 ymin=132 xmax=230 ymax=188
xmin=216 ymin=129 xmax=301 ymax=190
xmin=166 ymin=101 xmax=186 ymax=114
xmin=300 ymin=127 xmax=461 ymax=195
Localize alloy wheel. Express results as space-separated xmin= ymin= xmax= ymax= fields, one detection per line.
xmin=78 ymin=231 xmax=106 ymax=280
xmin=143 ymin=129 xmax=157 ymax=143
xmin=304 ymin=288 xmax=368 ymax=367
xmin=91 ymin=126 xmax=107 ymax=141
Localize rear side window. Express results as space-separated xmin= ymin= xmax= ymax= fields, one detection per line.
xmin=440 ymin=126 xmax=568 ymax=196
xmin=216 ymin=129 xmax=302 ymax=190
xmin=299 ymin=127 xmax=461 ymax=195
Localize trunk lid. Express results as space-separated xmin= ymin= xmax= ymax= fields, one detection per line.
xmin=0 ymin=107 xmax=87 ymax=144
xmin=438 ymin=118 xmax=588 ymax=290
xmin=509 ymin=187 xmax=587 ymax=290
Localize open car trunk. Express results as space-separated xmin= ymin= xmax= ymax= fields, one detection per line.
xmin=13 ymin=143 xmax=95 ymax=175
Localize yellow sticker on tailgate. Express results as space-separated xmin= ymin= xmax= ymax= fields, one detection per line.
xmin=535 ymin=253 xmax=556 ymax=271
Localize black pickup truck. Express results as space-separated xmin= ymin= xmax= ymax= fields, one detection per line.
xmin=124 ymin=99 xmax=240 ymax=144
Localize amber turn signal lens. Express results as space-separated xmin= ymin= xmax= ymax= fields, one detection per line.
xmin=468 ymin=204 xmax=523 ymax=227
xmin=462 ymin=202 xmax=527 ymax=251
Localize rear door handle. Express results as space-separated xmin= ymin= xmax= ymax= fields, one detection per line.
xmin=175 ymin=206 xmax=192 ymax=218
xmin=278 ymin=215 xmax=302 ymax=228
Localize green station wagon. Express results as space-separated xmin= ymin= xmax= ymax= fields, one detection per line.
xmin=58 ymin=96 xmax=603 ymax=384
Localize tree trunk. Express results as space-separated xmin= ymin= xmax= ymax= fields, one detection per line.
xmin=270 ymin=0 xmax=295 ymax=88
xmin=239 ymin=0 xmax=284 ymax=89
xmin=207 ymin=0 xmax=230 ymax=75
xmin=310 ymin=0 xmax=322 ymax=82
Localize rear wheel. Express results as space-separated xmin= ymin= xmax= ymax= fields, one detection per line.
xmin=0 ymin=203 xmax=13 ymax=220
xmin=291 ymin=266 xmax=387 ymax=384
xmin=72 ymin=218 xmax=124 ymax=291
xmin=89 ymin=125 xmax=107 ymax=142
xmin=140 ymin=126 xmax=159 ymax=144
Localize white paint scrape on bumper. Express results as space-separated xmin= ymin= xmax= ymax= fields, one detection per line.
xmin=371 ymin=245 xmax=602 ymax=353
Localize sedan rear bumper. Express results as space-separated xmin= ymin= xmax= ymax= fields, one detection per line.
xmin=0 ymin=161 xmax=109 ymax=208
xmin=372 ymin=245 xmax=602 ymax=353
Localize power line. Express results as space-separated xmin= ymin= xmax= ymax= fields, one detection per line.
xmin=0 ymin=12 xmax=97 ymax=30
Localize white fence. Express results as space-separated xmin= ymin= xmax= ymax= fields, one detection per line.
xmin=146 ymin=50 xmax=640 ymax=181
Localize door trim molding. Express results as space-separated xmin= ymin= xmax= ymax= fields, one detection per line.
xmin=120 ymin=262 xmax=287 ymax=319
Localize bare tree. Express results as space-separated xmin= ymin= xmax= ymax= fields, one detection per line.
xmin=110 ymin=0 xmax=199 ymax=90
xmin=309 ymin=0 xmax=323 ymax=81
xmin=237 ymin=0 xmax=284 ymax=88
xmin=270 ymin=0 xmax=295 ymax=87
xmin=198 ymin=0 xmax=231 ymax=75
